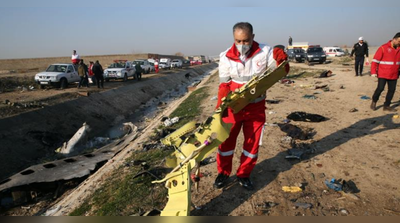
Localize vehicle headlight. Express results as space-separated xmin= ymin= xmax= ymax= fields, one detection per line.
xmin=296 ymin=55 xmax=301 ymax=57
xmin=308 ymin=55 xmax=313 ymax=57
xmin=321 ymin=55 xmax=326 ymax=57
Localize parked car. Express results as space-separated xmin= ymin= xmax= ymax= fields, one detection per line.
xmin=306 ymin=46 xmax=327 ymax=64
xmin=34 ymin=64 xmax=80 ymax=89
xmin=287 ymin=48 xmax=307 ymax=63
xmin=103 ymin=60 xmax=136 ymax=82
xmin=133 ymin=59 xmax=152 ymax=74
xmin=159 ymin=58 xmax=171 ymax=69
xmin=171 ymin=59 xmax=183 ymax=69
xmin=323 ymin=46 xmax=345 ymax=57
xmin=190 ymin=60 xmax=202 ymax=65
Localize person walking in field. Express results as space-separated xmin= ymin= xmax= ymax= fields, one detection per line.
xmin=92 ymin=60 xmax=104 ymax=88
xmin=370 ymin=32 xmax=400 ymax=112
xmin=350 ymin=37 xmax=369 ymax=76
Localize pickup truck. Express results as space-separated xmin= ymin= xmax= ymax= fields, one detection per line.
xmin=133 ymin=59 xmax=152 ymax=74
xmin=34 ymin=63 xmax=80 ymax=89
xmin=171 ymin=59 xmax=183 ymax=69
xmin=103 ymin=60 xmax=136 ymax=82
xmin=159 ymin=58 xmax=171 ymax=70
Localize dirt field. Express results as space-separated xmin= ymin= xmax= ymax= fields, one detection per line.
xmin=188 ymin=57 xmax=400 ymax=216
xmin=2 ymin=53 xmax=400 ymax=216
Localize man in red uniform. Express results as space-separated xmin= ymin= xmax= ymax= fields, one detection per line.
xmin=71 ymin=50 xmax=80 ymax=65
xmin=154 ymin=59 xmax=159 ymax=73
xmin=370 ymin=32 xmax=400 ymax=112
xmin=214 ymin=22 xmax=289 ymax=190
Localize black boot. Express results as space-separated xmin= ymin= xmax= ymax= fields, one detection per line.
xmin=237 ymin=177 xmax=254 ymax=190
xmin=214 ymin=173 xmax=229 ymax=189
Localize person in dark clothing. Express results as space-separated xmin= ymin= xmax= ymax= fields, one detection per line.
xmin=77 ymin=59 xmax=89 ymax=88
xmin=350 ymin=37 xmax=369 ymax=76
xmin=288 ymin=36 xmax=292 ymax=46
xmin=134 ymin=62 xmax=142 ymax=81
xmin=92 ymin=60 xmax=104 ymax=88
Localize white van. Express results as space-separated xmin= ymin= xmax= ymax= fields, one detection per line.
xmin=323 ymin=47 xmax=345 ymax=57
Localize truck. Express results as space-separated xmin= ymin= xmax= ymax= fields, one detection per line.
xmin=103 ymin=60 xmax=136 ymax=82
xmin=159 ymin=58 xmax=171 ymax=69
xmin=34 ymin=63 xmax=80 ymax=89
xmin=171 ymin=59 xmax=183 ymax=69
xmin=133 ymin=59 xmax=152 ymax=74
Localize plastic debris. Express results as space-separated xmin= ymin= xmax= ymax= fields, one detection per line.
xmin=302 ymin=94 xmax=317 ymax=99
xmin=325 ymin=178 xmax=343 ymax=191
xmin=285 ymin=149 xmax=304 ymax=160
xmin=294 ymin=202 xmax=313 ymax=209
xmin=163 ymin=117 xmax=180 ymax=127
xmin=265 ymin=123 xmax=278 ymax=127
xmin=282 ymin=186 xmax=303 ymax=193
xmin=360 ymin=95 xmax=371 ymax=100
xmin=268 ymin=111 xmax=277 ymax=115
xmin=266 ymin=99 xmax=281 ymax=104
xmin=210 ymin=96 xmax=217 ymax=101
xmin=281 ymin=79 xmax=294 ymax=84
xmin=393 ymin=115 xmax=399 ymax=119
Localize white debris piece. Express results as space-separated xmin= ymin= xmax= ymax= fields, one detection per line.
xmin=56 ymin=123 xmax=90 ymax=155
xmin=210 ymin=96 xmax=218 ymax=101
xmin=164 ymin=117 xmax=180 ymax=127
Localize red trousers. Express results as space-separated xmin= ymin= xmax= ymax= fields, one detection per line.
xmin=155 ymin=65 xmax=159 ymax=73
xmin=217 ymin=101 xmax=266 ymax=178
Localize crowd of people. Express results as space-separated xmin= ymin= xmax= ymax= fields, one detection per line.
xmin=72 ymin=50 xmax=104 ymax=89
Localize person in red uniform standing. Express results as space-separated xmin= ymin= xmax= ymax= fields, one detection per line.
xmin=214 ymin=22 xmax=289 ymax=190
xmin=154 ymin=59 xmax=159 ymax=73
xmin=370 ymin=32 xmax=400 ymax=112
xmin=71 ymin=50 xmax=80 ymax=65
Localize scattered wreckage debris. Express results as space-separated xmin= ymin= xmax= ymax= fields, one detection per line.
xmin=302 ymin=94 xmax=317 ymax=99
xmin=56 ymin=123 xmax=91 ymax=155
xmin=0 ymin=123 xmax=138 ymax=209
xmin=2 ymin=100 xmax=47 ymax=109
xmin=278 ymin=123 xmax=316 ymax=140
xmin=76 ymin=91 xmax=90 ymax=97
xmin=266 ymin=99 xmax=282 ymax=104
xmin=282 ymin=186 xmax=303 ymax=193
xmin=349 ymin=108 xmax=358 ymax=113
xmin=187 ymin=80 xmax=201 ymax=92
xmin=163 ymin=117 xmax=180 ymax=127
xmin=319 ymin=70 xmax=333 ymax=78
xmin=325 ymin=178 xmax=360 ymax=194
xmin=287 ymin=112 xmax=328 ymax=122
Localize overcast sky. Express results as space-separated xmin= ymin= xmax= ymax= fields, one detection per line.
xmin=0 ymin=0 xmax=399 ymax=59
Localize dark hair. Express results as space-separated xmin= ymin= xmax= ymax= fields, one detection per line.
xmin=233 ymin=22 xmax=253 ymax=34
xmin=394 ymin=32 xmax=400 ymax=39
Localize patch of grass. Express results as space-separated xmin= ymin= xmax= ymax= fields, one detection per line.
xmin=287 ymin=67 xmax=325 ymax=79
xmin=0 ymin=76 xmax=38 ymax=92
xmin=69 ymin=200 xmax=92 ymax=216
xmin=169 ymin=86 xmax=210 ymax=128
xmin=70 ymin=149 xmax=172 ymax=216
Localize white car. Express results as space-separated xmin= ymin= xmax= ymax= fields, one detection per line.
xmin=103 ymin=60 xmax=136 ymax=82
xmin=159 ymin=58 xmax=171 ymax=69
xmin=34 ymin=64 xmax=80 ymax=89
xmin=171 ymin=59 xmax=183 ymax=69
xmin=133 ymin=60 xmax=152 ymax=74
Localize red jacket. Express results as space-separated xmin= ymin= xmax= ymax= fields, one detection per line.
xmin=371 ymin=40 xmax=400 ymax=80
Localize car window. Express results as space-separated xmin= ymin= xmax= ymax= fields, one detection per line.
xmin=67 ymin=66 xmax=74 ymax=73
xmin=307 ymin=48 xmax=323 ymax=53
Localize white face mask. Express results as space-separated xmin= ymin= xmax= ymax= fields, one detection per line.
xmin=236 ymin=44 xmax=251 ymax=55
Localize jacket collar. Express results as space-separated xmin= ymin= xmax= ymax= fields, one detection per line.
xmin=226 ymin=41 xmax=261 ymax=63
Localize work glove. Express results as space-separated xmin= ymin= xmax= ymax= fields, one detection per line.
xmin=371 ymin=74 xmax=377 ymax=78
xmin=215 ymin=83 xmax=231 ymax=109
xmin=273 ymin=47 xmax=290 ymax=73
